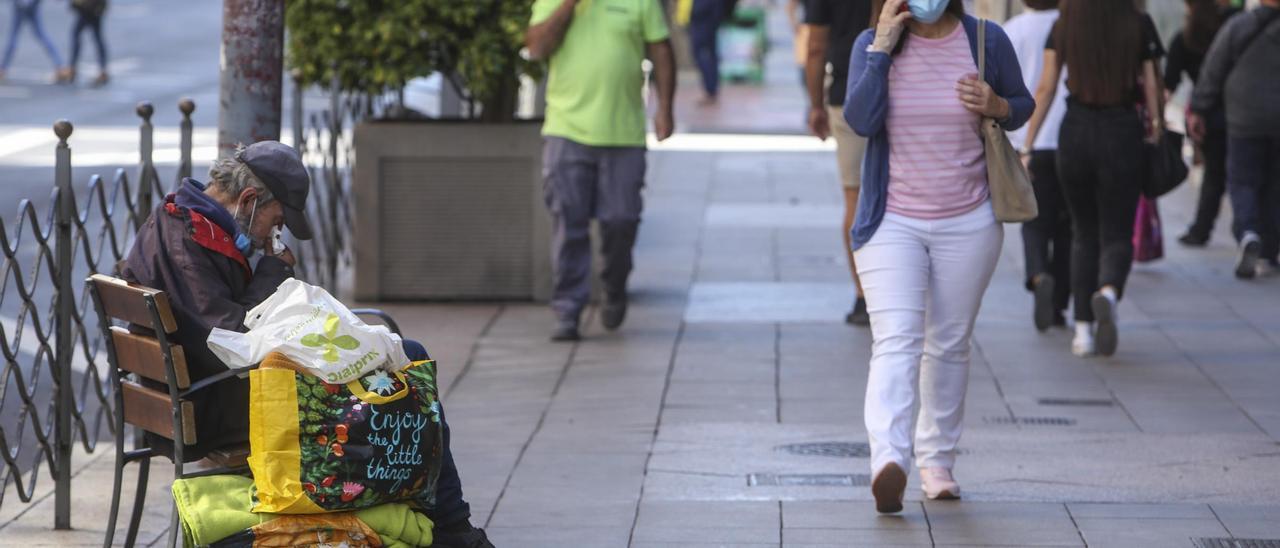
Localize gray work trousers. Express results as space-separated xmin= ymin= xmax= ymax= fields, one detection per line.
xmin=542 ymin=136 xmax=646 ymax=323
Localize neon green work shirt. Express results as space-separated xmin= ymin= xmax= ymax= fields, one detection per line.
xmin=530 ymin=0 xmax=670 ymax=147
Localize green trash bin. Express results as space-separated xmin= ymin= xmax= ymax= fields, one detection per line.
xmin=718 ymin=5 xmax=767 ymax=84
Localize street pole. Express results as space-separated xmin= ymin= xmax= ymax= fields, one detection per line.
xmin=217 ymin=0 xmax=284 ymax=157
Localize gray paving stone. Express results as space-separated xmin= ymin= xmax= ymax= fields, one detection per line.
xmin=1067 ymin=502 xmax=1214 ymax=519
xmin=922 ymin=502 xmax=1083 ymax=546
xmin=782 ymin=501 xmax=930 ymax=530
xmin=636 ymin=500 xmax=779 ymax=530
xmin=1073 ymin=517 xmax=1229 ymax=548
xmin=483 ymin=525 xmax=631 ymax=548
xmin=633 ymin=526 xmax=782 ymax=544
xmin=486 ymin=493 xmax=639 ymax=529
xmin=784 ymin=527 xmax=935 ymax=544
xmin=1208 ymin=504 xmax=1280 ymax=538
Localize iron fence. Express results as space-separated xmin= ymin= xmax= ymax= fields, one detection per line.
xmin=0 ymin=89 xmax=368 ymax=529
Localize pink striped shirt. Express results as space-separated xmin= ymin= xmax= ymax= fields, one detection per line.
xmin=885 ymin=24 xmax=989 ymax=220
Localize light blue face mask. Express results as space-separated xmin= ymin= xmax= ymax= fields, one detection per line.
xmin=232 ymin=198 xmax=261 ymax=258
xmin=907 ymin=0 xmax=950 ymax=24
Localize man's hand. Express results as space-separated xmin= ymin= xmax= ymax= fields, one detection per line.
xmin=654 ymin=109 xmax=674 ymax=142
xmin=266 ymin=244 xmax=297 ymax=267
xmin=808 ymin=106 xmax=830 ymax=141
xmin=1186 ymin=111 xmax=1206 ymax=143
xmin=526 ymin=0 xmax=579 ymax=60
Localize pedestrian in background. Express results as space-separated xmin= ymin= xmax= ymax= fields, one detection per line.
xmin=1167 ymin=0 xmax=1239 ymax=247
xmin=69 ymin=0 xmax=109 ymax=86
xmin=802 ymin=0 xmax=873 ymax=326
xmin=1023 ymin=0 xmax=1165 ymax=358
xmin=1189 ymin=0 xmax=1280 ymax=279
xmin=526 ymin=0 xmax=677 ymax=342
xmin=1005 ymin=0 xmax=1070 ymax=332
xmin=689 ymin=0 xmax=725 ymax=105
xmin=0 ymin=0 xmax=73 ymax=83
xmin=847 ymin=0 xmax=1032 ymax=513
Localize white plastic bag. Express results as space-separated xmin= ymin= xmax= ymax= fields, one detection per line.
xmin=207 ymin=278 xmax=410 ymax=383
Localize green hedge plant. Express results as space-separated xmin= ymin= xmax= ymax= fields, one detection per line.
xmin=286 ymin=0 xmax=540 ymax=121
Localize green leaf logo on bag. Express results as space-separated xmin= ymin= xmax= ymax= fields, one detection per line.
xmin=300 ymin=314 xmax=362 ymax=362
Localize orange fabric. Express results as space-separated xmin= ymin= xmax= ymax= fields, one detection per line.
xmin=249 ymin=513 xmax=381 ymax=547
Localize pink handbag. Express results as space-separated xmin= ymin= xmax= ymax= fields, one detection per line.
xmin=1133 ymin=196 xmax=1164 ymax=263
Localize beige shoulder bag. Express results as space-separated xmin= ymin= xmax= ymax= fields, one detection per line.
xmin=978 ymin=19 xmax=1038 ymax=223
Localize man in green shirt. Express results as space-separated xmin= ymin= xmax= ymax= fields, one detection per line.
xmin=527 ymin=0 xmax=677 ymax=341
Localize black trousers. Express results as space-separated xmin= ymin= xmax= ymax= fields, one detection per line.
xmin=1056 ymin=102 xmax=1144 ymax=323
xmin=1021 ymin=150 xmax=1071 ymax=312
xmin=70 ymin=10 xmax=107 ymax=72
xmin=1187 ymin=119 xmax=1229 ymax=239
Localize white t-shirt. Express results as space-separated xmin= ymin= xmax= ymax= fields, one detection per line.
xmin=1004 ymin=9 xmax=1068 ymax=151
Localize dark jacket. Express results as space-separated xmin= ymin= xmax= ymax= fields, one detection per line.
xmin=120 ymin=178 xmax=293 ymax=458
xmin=843 ymin=16 xmax=1034 ymax=250
xmin=1191 ymin=6 xmax=1280 ymax=138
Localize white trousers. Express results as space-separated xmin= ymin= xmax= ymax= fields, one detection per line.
xmin=855 ymin=202 xmax=1003 ymax=474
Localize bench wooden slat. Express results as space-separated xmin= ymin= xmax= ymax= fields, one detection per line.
xmin=89 ymin=274 xmax=178 ymax=333
xmin=121 ymin=381 xmax=196 ymax=445
xmin=110 ymin=327 xmax=190 ymax=389
xmin=206 ymin=445 xmax=251 ymax=469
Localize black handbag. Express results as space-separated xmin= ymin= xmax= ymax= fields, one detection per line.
xmin=1143 ymin=131 xmax=1189 ymax=199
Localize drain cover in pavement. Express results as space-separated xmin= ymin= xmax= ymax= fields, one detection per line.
xmin=748 ymin=473 xmax=870 ymax=487
xmin=1037 ymin=397 xmax=1115 ymax=407
xmin=776 ymin=442 xmax=870 ymax=458
xmin=1193 ymin=539 xmax=1280 ymax=548
xmin=984 ymin=416 xmax=1077 ymax=426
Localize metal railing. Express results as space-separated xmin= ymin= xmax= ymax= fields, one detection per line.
xmin=0 ymin=90 xmax=366 ymax=529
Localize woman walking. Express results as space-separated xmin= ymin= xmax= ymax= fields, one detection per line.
xmin=1005 ymin=0 xmax=1070 ymax=331
xmin=1023 ymin=0 xmax=1165 ymax=357
xmin=1167 ymin=0 xmax=1237 ymax=246
xmin=845 ymin=0 xmax=1033 ymax=513
xmin=0 ymin=0 xmax=72 ymax=82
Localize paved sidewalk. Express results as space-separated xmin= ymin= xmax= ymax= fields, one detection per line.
xmin=5 ymin=141 xmax=1279 ymax=547
xmin=5 ymin=7 xmax=1280 ymax=548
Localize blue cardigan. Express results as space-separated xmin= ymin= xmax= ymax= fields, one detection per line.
xmin=843 ymin=16 xmax=1034 ymax=250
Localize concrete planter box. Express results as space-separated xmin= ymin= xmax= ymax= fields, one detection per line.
xmin=354 ymin=120 xmax=551 ymax=301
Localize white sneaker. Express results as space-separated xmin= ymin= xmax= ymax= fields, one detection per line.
xmin=1091 ymin=288 xmax=1119 ymax=357
xmin=1237 ymin=232 xmax=1262 ymax=280
xmin=1072 ymin=322 xmax=1096 ymax=357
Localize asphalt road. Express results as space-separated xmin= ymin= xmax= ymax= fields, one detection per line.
xmin=0 ymin=0 xmax=224 ymax=489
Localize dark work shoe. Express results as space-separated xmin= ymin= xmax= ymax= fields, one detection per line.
xmin=1033 ymin=274 xmax=1055 ymax=332
xmin=1236 ymin=233 xmax=1262 ymax=280
xmin=845 ymin=297 xmax=870 ymax=326
xmin=432 ymin=521 xmax=495 ymax=548
xmin=601 ymin=293 xmax=628 ymax=331
xmin=550 ymin=321 xmax=580 ymax=342
xmin=1178 ymin=231 xmax=1209 ymax=247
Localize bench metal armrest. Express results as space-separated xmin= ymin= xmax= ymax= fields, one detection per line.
xmin=179 ymin=364 xmax=258 ymax=398
xmin=351 ymin=308 xmax=402 ymax=336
